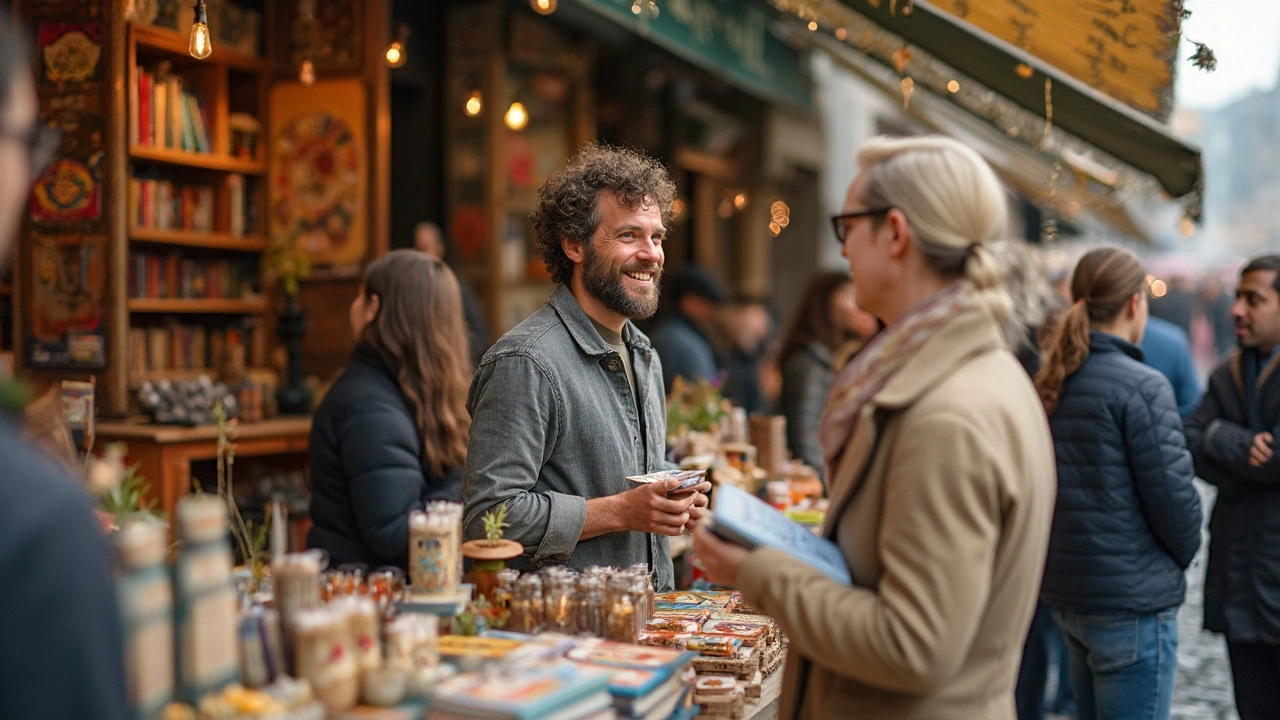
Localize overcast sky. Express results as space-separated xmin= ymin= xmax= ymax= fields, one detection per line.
xmin=1174 ymin=0 xmax=1280 ymax=109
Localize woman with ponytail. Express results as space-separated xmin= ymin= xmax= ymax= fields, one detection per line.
xmin=694 ymin=136 xmax=1056 ymax=719
xmin=1035 ymin=247 xmax=1201 ymax=720
xmin=308 ymin=250 xmax=472 ymax=570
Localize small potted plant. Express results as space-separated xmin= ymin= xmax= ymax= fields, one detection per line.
xmin=460 ymin=503 xmax=523 ymax=601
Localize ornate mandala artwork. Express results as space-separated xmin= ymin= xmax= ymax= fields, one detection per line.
xmin=31 ymin=159 xmax=100 ymax=222
xmin=39 ymin=23 xmax=102 ymax=84
xmin=271 ymin=111 xmax=362 ymax=260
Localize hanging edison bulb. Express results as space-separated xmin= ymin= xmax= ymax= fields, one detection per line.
xmin=531 ymin=0 xmax=557 ymax=15
xmin=631 ymin=0 xmax=658 ymax=18
xmin=299 ymin=60 xmax=316 ymax=86
xmin=504 ymin=102 xmax=529 ymax=131
xmin=188 ymin=0 xmax=212 ymax=59
xmin=384 ymin=42 xmax=405 ymax=67
xmin=464 ymin=90 xmax=484 ymax=117
xmin=385 ymin=25 xmax=409 ymax=68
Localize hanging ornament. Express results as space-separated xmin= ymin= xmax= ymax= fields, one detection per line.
xmin=1188 ymin=41 xmax=1217 ymax=71
xmin=1015 ymin=63 xmax=1034 ymax=79
xmin=531 ymin=0 xmax=557 ymax=15
xmin=1039 ymin=78 xmax=1053 ymax=150
xmin=1042 ymin=163 xmax=1062 ymax=242
xmin=891 ymin=45 xmax=912 ymax=73
xmin=631 ymin=0 xmax=659 ymax=18
xmin=299 ymin=60 xmax=316 ymax=86
xmin=900 ymin=77 xmax=914 ymax=109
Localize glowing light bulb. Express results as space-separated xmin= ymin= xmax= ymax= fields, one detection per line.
xmin=504 ymin=102 xmax=529 ymax=131
xmin=299 ymin=60 xmax=316 ymax=86
xmin=385 ymin=41 xmax=405 ymax=68
xmin=531 ymin=0 xmax=557 ymax=15
xmin=188 ymin=0 xmax=212 ymax=59
xmin=947 ymin=80 xmax=960 ymax=93
xmin=464 ymin=91 xmax=484 ymax=117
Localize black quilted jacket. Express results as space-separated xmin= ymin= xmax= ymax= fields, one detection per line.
xmin=1040 ymin=332 xmax=1202 ymax=613
xmin=308 ymin=344 xmax=463 ymax=570
xmin=1185 ymin=349 xmax=1280 ymax=643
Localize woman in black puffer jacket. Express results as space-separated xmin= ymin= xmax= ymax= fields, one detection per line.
xmin=308 ymin=250 xmax=472 ymax=570
xmin=1034 ymin=247 xmax=1202 ymax=720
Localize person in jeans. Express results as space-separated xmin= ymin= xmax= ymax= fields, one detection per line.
xmin=1035 ymin=247 xmax=1203 ymax=720
xmin=1184 ymin=255 xmax=1280 ymax=720
xmin=695 ymin=135 xmax=1057 ymax=719
xmin=463 ymin=145 xmax=710 ymax=592
xmin=989 ymin=240 xmax=1075 ymax=720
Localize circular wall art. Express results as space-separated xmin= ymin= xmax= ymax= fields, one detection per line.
xmin=30 ymin=158 xmax=100 ymax=223
xmin=272 ymin=111 xmax=362 ymax=260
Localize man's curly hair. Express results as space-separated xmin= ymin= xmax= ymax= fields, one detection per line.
xmin=531 ymin=144 xmax=677 ymax=286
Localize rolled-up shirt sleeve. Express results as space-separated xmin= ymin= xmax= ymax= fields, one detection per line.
xmin=463 ymin=353 xmax=586 ymax=564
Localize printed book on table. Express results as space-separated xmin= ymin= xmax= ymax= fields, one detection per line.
xmin=427 ymin=660 xmax=611 ymax=720
xmin=564 ymin=639 xmax=697 ymax=679
xmin=708 ymin=483 xmax=852 ymax=585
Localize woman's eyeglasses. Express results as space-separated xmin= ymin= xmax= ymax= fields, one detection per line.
xmin=0 ymin=123 xmax=62 ymax=180
xmin=830 ymin=207 xmax=893 ymax=245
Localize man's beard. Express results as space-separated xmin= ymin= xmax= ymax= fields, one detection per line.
xmin=582 ymin=242 xmax=662 ymax=320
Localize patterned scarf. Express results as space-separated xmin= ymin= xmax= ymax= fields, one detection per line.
xmin=819 ymin=282 xmax=975 ymax=472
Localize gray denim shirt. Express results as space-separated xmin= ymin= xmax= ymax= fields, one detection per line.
xmin=463 ymin=285 xmax=675 ymax=590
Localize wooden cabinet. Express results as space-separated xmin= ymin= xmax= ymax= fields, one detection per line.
xmin=97 ymin=416 xmax=311 ymax=541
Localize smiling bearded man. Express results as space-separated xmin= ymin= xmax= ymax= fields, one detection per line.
xmin=461 ymin=145 xmax=709 ymax=591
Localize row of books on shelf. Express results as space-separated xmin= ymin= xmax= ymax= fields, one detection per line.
xmin=130 ymin=66 xmax=212 ymax=153
xmin=128 ymin=178 xmax=215 ymax=232
xmin=129 ymin=251 xmax=259 ymax=300
xmin=127 ymin=320 xmax=268 ymax=374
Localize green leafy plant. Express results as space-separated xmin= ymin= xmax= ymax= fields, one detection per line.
xmin=101 ymin=462 xmax=160 ymax=520
xmin=482 ymin=503 xmax=509 ymax=546
xmin=214 ymin=402 xmax=266 ymax=585
xmin=0 ymin=379 xmax=30 ymax=415
xmin=265 ymin=230 xmax=312 ymax=298
xmin=665 ymin=376 xmax=728 ymax=433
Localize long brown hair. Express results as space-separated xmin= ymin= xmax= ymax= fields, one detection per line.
xmin=1035 ymin=247 xmax=1146 ymax=415
xmin=778 ymin=272 xmax=861 ymax=367
xmin=359 ymin=250 xmax=471 ymax=474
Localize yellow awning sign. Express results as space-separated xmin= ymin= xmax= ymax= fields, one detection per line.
xmin=935 ymin=0 xmax=1179 ymax=118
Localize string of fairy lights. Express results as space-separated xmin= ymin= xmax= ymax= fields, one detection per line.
xmin=770 ymin=0 xmax=1207 ymax=237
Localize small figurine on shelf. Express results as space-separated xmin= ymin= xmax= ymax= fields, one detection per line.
xmin=136 ymin=375 xmax=240 ymax=426
xmin=460 ymin=502 xmax=523 ymax=601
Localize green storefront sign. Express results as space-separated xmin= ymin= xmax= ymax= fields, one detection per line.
xmin=576 ymin=0 xmax=811 ymax=110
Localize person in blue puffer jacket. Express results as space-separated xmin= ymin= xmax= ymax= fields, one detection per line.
xmin=1034 ymin=246 xmax=1203 ymax=720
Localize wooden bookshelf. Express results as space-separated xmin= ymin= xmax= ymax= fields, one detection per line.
xmin=130 ymin=228 xmax=266 ymax=252
xmin=132 ymin=24 xmax=269 ymax=73
xmin=129 ymin=146 xmax=265 ymax=175
xmin=112 ymin=16 xmax=274 ymax=417
xmin=128 ymin=298 xmax=268 ymax=315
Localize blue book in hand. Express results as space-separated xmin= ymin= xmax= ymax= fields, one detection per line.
xmin=708 ymin=484 xmax=853 ymax=585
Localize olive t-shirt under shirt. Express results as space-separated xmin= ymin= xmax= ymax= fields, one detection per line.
xmin=589 ymin=317 xmax=637 ymax=406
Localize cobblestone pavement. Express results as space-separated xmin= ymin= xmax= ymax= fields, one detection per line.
xmin=1172 ymin=481 xmax=1236 ymax=720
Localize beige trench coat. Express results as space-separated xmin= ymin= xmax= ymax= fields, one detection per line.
xmin=739 ymin=308 xmax=1056 ymax=719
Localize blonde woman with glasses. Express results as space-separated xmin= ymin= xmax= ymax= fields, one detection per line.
xmin=696 ymin=136 xmax=1056 ymax=720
